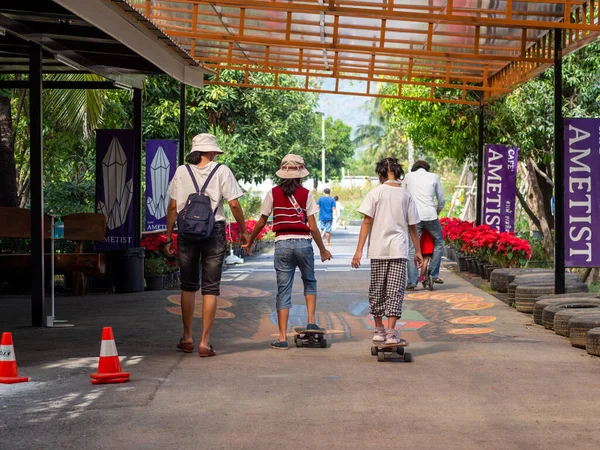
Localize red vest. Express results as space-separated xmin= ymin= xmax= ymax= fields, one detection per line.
xmin=272 ymin=186 xmax=311 ymax=237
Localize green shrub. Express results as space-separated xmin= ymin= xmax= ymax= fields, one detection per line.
xmin=144 ymin=256 xmax=169 ymax=275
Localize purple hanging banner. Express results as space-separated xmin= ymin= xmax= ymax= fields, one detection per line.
xmin=483 ymin=144 xmax=519 ymax=232
xmin=95 ymin=130 xmax=137 ymax=250
xmin=145 ymin=140 xmax=178 ymax=232
xmin=564 ymin=119 xmax=600 ymax=267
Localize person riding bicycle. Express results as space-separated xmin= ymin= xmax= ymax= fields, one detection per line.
xmin=418 ymin=229 xmax=434 ymax=288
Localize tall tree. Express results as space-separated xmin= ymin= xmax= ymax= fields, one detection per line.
xmin=0 ymin=90 xmax=18 ymax=207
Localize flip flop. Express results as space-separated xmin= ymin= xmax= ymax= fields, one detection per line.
xmin=177 ymin=338 xmax=194 ymax=353
xmin=199 ymin=345 xmax=216 ymax=357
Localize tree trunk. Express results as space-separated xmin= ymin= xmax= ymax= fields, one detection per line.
xmin=526 ymin=158 xmax=553 ymax=258
xmin=537 ymin=161 xmax=554 ymax=230
xmin=0 ymin=95 xmax=18 ymax=207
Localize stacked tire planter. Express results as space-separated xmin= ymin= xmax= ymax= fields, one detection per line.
xmin=532 ymin=295 xmax=600 ymax=357
xmin=554 ymin=308 xmax=600 ymax=337
xmin=541 ymin=302 xmax=600 ymax=330
xmin=490 ymin=268 xmax=554 ymax=293
xmin=452 ymin=260 xmax=600 ymax=358
xmin=586 ymin=328 xmax=600 ymax=356
xmin=513 ymin=280 xmax=589 ymax=313
xmin=532 ymin=293 xmax=600 ymax=325
xmin=568 ymin=315 xmax=600 ymax=349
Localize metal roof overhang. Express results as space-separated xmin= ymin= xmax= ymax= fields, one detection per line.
xmin=0 ymin=0 xmax=209 ymax=88
xmin=128 ymin=0 xmax=600 ymax=105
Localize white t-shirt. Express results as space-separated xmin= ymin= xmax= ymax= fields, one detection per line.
xmin=357 ymin=184 xmax=420 ymax=259
xmin=403 ymin=168 xmax=445 ymax=221
xmin=260 ymin=189 xmax=318 ymax=241
xmin=167 ymin=162 xmax=244 ymax=221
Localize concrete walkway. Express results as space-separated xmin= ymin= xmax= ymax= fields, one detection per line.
xmin=1 ymin=227 xmax=599 ymax=449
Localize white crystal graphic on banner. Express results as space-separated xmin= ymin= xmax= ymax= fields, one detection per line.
xmin=97 ymin=137 xmax=133 ymax=230
xmin=147 ymin=146 xmax=170 ymax=220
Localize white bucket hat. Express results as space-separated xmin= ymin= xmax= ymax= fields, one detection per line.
xmin=189 ymin=133 xmax=223 ymax=154
xmin=276 ymin=154 xmax=310 ymax=179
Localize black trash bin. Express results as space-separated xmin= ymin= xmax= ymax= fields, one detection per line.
xmin=109 ymin=247 xmax=145 ymax=293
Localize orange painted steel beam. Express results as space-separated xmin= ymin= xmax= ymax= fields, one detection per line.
xmin=164 ymin=29 xmax=555 ymax=64
xmin=151 ymin=0 xmax=597 ymax=31
xmin=205 ymin=63 xmax=511 ymax=92
xmin=204 ymin=78 xmax=481 ymax=106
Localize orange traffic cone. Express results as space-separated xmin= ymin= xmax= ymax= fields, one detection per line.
xmin=90 ymin=327 xmax=130 ymax=385
xmin=0 ymin=332 xmax=29 ymax=384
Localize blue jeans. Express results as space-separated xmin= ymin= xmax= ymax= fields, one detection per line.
xmin=407 ymin=219 xmax=444 ymax=286
xmin=274 ymin=239 xmax=317 ymax=310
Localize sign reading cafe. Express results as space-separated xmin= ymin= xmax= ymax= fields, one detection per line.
xmin=564 ymin=119 xmax=600 ymax=267
xmin=483 ymin=144 xmax=519 ymax=233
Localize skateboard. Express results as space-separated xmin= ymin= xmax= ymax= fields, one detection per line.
xmin=370 ymin=341 xmax=413 ymax=362
xmin=294 ymin=327 xmax=327 ymax=348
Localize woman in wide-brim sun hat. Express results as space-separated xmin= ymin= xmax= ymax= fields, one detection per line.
xmin=243 ymin=154 xmax=332 ymax=350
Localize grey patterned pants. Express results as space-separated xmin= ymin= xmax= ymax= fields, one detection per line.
xmin=368 ymin=258 xmax=408 ymax=318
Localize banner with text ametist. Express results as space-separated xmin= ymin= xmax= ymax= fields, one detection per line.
xmin=95 ymin=129 xmax=137 ymax=251
xmin=564 ymin=119 xmax=600 ymax=267
xmin=483 ymin=144 xmax=519 ymax=233
xmin=145 ymin=140 xmax=178 ymax=232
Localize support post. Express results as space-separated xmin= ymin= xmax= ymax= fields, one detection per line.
xmin=179 ymin=82 xmax=186 ymax=165
xmin=29 ymin=42 xmax=45 ymax=327
xmin=133 ymin=88 xmax=143 ymax=248
xmin=554 ymin=29 xmax=565 ymax=294
xmin=476 ymin=103 xmax=485 ymax=226
xmin=321 ymin=114 xmax=325 ymax=186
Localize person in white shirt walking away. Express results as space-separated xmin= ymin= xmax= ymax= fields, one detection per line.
xmin=165 ymin=133 xmax=249 ymax=357
xmin=351 ymin=158 xmax=423 ymax=345
xmin=403 ymin=160 xmax=446 ymax=289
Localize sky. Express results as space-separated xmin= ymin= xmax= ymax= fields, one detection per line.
xmin=316 ymin=79 xmax=371 ymax=134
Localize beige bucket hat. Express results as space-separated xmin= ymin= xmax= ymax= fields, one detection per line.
xmin=190 ymin=133 xmax=224 ymax=154
xmin=276 ymin=154 xmax=310 ymax=179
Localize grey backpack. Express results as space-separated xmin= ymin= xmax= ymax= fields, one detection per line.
xmin=177 ymin=164 xmax=221 ymax=240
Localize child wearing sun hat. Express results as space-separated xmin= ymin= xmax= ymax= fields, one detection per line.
xmin=243 ymin=154 xmax=332 ymax=349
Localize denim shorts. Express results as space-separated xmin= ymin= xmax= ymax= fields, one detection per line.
xmin=177 ymin=221 xmax=226 ymax=294
xmin=318 ymin=220 xmax=333 ymax=233
xmin=274 ymin=239 xmax=317 ymax=310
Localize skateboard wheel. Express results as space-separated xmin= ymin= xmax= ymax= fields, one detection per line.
xmin=296 ymin=338 xmax=302 ymax=348
xmin=396 ymin=347 xmax=404 ymax=356
xmin=404 ymin=352 xmax=413 ymax=362
xmin=320 ymin=339 xmax=327 ymax=348
xmin=294 ymin=335 xmax=298 ymax=345
xmin=370 ymin=346 xmax=378 ymax=356
xmin=377 ymin=352 xmax=385 ymax=362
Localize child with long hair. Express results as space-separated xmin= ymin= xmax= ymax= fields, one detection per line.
xmin=244 ymin=154 xmax=332 ymax=349
xmin=351 ymin=158 xmax=423 ymax=344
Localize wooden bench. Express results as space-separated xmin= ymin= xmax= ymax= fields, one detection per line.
xmin=0 ymin=207 xmax=107 ymax=295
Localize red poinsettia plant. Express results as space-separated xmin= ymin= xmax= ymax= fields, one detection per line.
xmin=441 ymin=218 xmax=531 ymax=268
xmin=141 ymin=232 xmax=179 ymax=269
xmin=227 ymin=220 xmax=273 ymax=246
xmin=495 ymin=232 xmax=532 ymax=267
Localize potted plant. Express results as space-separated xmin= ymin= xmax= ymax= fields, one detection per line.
xmin=144 ymin=256 xmax=169 ymax=291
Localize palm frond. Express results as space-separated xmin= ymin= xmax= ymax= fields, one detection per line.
xmin=43 ymin=73 xmax=106 ymax=137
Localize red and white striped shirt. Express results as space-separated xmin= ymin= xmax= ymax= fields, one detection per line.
xmin=260 ymin=186 xmax=318 ymax=240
